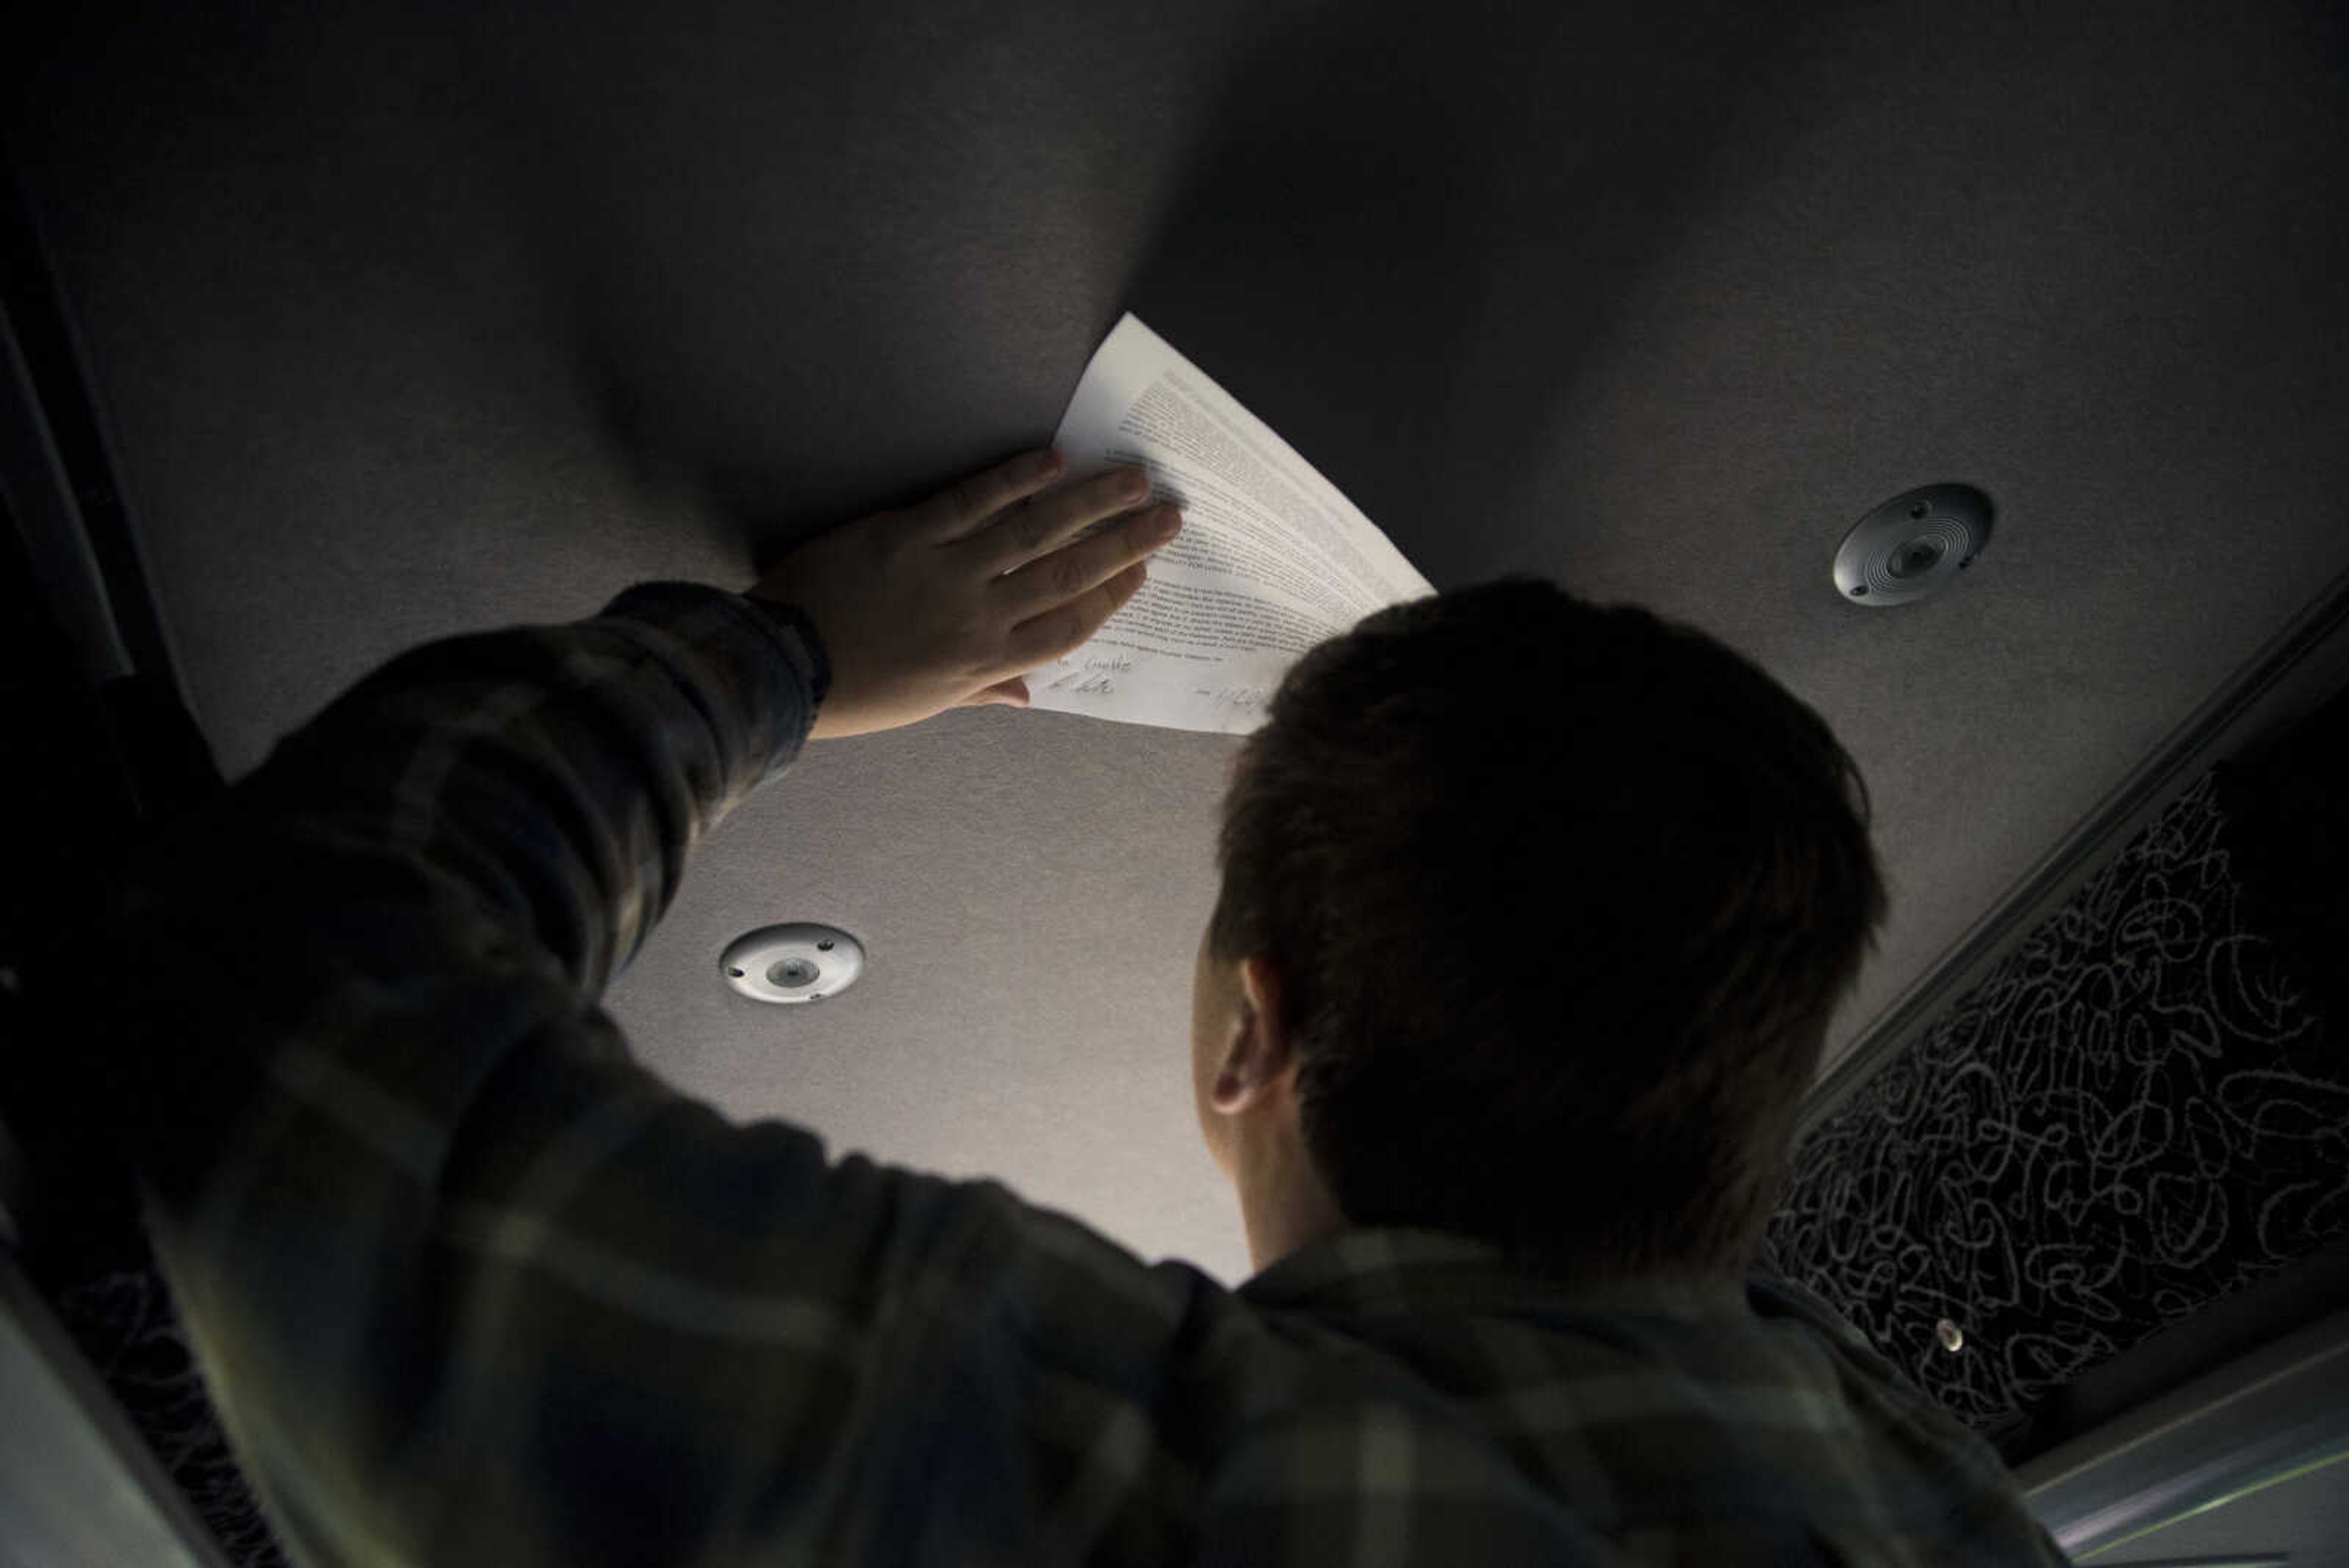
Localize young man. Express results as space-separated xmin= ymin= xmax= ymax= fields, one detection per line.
xmin=87 ymin=448 xmax=2064 ymax=1563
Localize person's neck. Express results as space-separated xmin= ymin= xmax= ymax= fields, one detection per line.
xmin=1237 ymin=1126 xmax=1351 ymax=1273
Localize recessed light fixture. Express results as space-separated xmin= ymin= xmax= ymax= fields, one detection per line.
xmin=721 ymin=923 xmax=865 ymax=1005
xmin=1833 ymin=484 xmax=1995 ymax=607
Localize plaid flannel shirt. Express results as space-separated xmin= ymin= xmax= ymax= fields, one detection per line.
xmin=89 ymin=580 xmax=2066 ymax=1566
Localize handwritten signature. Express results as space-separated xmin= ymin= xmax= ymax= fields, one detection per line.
xmin=1193 ymin=686 xmax=1269 ymax=711
xmin=1044 ymin=654 xmax=1134 ymax=696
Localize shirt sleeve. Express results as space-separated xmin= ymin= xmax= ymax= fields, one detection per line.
xmin=81 ymin=581 xmax=1203 ymax=1566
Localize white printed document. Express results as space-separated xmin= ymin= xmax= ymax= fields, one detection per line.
xmin=1020 ymin=314 xmax=1434 ymax=734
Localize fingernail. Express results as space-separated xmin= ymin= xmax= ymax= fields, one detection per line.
xmin=1037 ymin=448 xmax=1064 ymax=477
xmin=1121 ymin=467 xmax=1150 ymax=498
xmin=1148 ymin=508 xmax=1182 ymax=540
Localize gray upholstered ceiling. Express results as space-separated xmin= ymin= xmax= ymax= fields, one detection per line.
xmin=15 ymin=0 xmax=2347 ymax=1286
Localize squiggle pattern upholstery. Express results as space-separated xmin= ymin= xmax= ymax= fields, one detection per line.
xmin=1761 ymin=767 xmax=2346 ymax=1444
xmin=56 ymin=1253 xmax=289 ymax=1568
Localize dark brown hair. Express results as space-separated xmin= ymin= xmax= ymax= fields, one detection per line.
xmin=1206 ymin=576 xmax=1887 ymax=1279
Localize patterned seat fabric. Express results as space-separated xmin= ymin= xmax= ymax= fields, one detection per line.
xmin=1762 ymin=688 xmax=2349 ymax=1454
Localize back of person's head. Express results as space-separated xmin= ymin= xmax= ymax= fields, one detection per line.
xmin=1205 ymin=575 xmax=1888 ymax=1280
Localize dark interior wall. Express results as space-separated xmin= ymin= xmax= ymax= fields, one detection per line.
xmin=0 ymin=409 xmax=259 ymax=1562
xmin=1763 ymin=685 xmax=2349 ymax=1462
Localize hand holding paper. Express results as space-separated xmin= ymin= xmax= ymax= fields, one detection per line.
xmin=746 ymin=314 xmax=1432 ymax=740
xmin=1023 ymin=314 xmax=1434 ymax=733
xmin=746 ymin=450 xmax=1181 ymax=740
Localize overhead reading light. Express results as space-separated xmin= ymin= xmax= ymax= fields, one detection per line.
xmin=721 ymin=923 xmax=866 ymax=1005
xmin=1833 ymin=484 xmax=1995 ymax=607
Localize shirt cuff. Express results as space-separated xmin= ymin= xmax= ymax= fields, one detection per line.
xmin=585 ymin=582 xmax=833 ymax=778
xmin=735 ymin=595 xmax=834 ymax=712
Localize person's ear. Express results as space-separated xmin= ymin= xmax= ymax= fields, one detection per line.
xmin=1209 ymin=954 xmax=1296 ymax=1115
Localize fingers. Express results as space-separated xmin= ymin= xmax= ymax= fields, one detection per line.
xmin=909 ymin=447 xmax=1066 ymax=540
xmin=1002 ymin=560 xmax=1153 ymax=671
xmin=905 ymin=448 xmax=1182 ymax=672
xmin=995 ymin=496 xmax=1179 ymax=615
xmin=964 ymin=464 xmax=1154 ymax=576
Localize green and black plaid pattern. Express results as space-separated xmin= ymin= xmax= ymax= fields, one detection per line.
xmin=91 ymin=581 xmax=2062 ymax=1566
